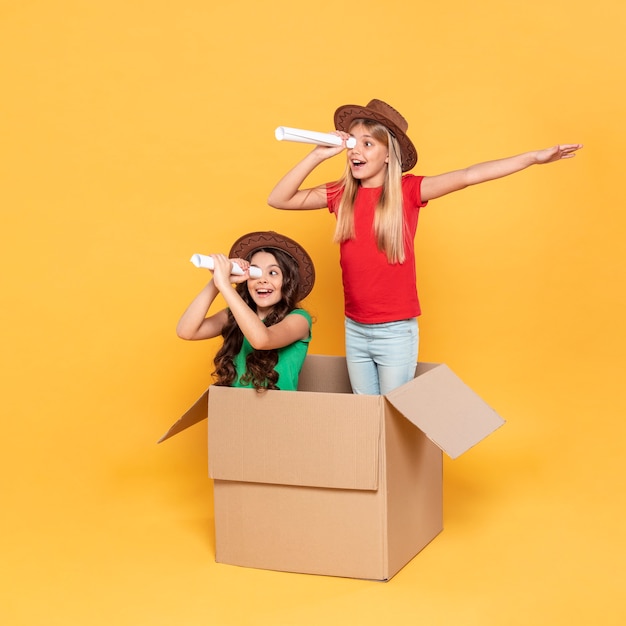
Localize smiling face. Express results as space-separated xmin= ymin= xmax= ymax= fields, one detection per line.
xmin=247 ymin=250 xmax=284 ymax=316
xmin=347 ymin=121 xmax=390 ymax=187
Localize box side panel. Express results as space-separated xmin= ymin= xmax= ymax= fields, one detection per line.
xmin=208 ymin=387 xmax=382 ymax=490
xmin=384 ymin=405 xmax=443 ymax=578
xmin=297 ymin=354 xmax=352 ymax=393
xmin=213 ymin=480 xmax=386 ymax=580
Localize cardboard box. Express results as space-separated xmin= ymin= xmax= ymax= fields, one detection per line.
xmin=160 ymin=355 xmax=504 ymax=581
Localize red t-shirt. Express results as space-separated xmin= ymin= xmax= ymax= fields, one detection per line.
xmin=327 ymin=174 xmax=427 ymax=324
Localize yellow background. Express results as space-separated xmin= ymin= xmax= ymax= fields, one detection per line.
xmin=1 ymin=1 xmax=624 ymax=624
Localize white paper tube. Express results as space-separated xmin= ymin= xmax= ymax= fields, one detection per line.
xmin=275 ymin=126 xmax=356 ymax=149
xmin=189 ymin=254 xmax=262 ymax=278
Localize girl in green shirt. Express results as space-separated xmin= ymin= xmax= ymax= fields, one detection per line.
xmin=177 ymin=231 xmax=315 ymax=391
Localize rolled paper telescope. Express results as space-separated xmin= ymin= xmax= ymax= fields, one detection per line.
xmin=190 ymin=254 xmax=262 ymax=278
xmin=275 ymin=126 xmax=356 ymax=149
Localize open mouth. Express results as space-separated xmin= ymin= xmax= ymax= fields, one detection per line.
xmin=256 ymin=289 xmax=274 ymax=297
xmin=351 ymin=159 xmax=365 ymax=167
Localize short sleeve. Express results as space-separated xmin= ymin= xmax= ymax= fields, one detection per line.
xmin=401 ymin=174 xmax=428 ymax=209
xmin=289 ymin=309 xmax=312 ymax=341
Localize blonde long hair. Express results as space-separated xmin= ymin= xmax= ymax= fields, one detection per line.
xmin=331 ymin=119 xmax=406 ymax=264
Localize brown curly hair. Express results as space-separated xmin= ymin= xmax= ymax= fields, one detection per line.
xmin=212 ymin=247 xmax=303 ymax=391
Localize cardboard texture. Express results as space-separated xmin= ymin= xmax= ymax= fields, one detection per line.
xmin=161 ymin=355 xmax=505 ymax=581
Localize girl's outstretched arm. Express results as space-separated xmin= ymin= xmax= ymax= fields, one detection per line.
xmin=421 ymin=144 xmax=583 ymax=202
xmin=268 ymin=140 xmax=348 ymax=210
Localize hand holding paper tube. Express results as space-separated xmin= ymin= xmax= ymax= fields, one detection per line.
xmin=190 ymin=254 xmax=262 ymax=278
xmin=275 ymin=126 xmax=356 ymax=149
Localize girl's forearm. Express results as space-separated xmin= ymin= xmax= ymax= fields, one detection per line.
xmin=268 ymin=150 xmax=329 ymax=210
xmin=464 ymin=151 xmax=539 ymax=186
xmin=176 ymin=281 xmax=219 ymax=339
xmin=218 ymin=287 xmax=274 ymax=350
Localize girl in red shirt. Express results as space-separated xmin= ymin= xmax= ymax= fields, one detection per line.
xmin=268 ymin=99 xmax=582 ymax=394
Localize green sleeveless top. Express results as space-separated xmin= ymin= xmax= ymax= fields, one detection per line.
xmin=231 ymin=309 xmax=312 ymax=391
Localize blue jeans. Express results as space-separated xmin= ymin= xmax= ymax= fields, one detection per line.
xmin=344 ymin=317 xmax=419 ymax=395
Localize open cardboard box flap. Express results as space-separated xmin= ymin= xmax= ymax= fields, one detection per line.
xmin=157 ymin=389 xmax=209 ymax=444
xmin=385 ymin=363 xmax=505 ymax=459
xmin=157 ymin=354 xmax=354 ymax=445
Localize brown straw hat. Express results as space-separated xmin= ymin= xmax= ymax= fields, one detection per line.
xmin=229 ymin=231 xmax=315 ymax=300
xmin=333 ymin=98 xmax=418 ymax=172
